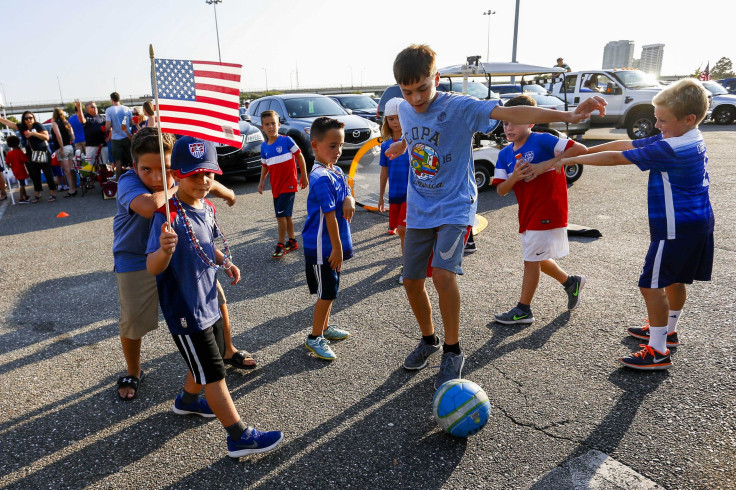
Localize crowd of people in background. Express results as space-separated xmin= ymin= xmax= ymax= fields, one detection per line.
xmin=0 ymin=92 xmax=154 ymax=202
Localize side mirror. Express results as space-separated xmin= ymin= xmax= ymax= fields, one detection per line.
xmin=240 ymin=114 xmax=251 ymax=122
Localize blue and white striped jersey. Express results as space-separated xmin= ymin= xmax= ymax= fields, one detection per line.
xmin=623 ymin=129 xmax=714 ymax=240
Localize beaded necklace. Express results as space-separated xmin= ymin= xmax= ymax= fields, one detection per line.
xmin=171 ymin=194 xmax=232 ymax=270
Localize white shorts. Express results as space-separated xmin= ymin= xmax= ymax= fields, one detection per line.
xmin=521 ymin=228 xmax=569 ymax=262
xmin=85 ymin=145 xmax=109 ymax=165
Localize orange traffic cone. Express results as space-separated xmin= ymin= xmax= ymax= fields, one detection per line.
xmin=56 ymin=212 xmax=69 ymax=218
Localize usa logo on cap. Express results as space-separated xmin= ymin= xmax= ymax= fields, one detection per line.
xmin=189 ymin=143 xmax=206 ymax=159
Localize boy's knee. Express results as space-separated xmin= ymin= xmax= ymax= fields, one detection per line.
xmin=431 ymin=268 xmax=456 ymax=291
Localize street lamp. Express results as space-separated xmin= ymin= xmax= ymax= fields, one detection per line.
xmin=262 ymin=68 xmax=268 ymax=92
xmin=205 ymin=0 xmax=222 ymax=62
xmin=483 ymin=9 xmax=496 ymax=63
xmin=57 ymin=76 xmax=64 ymax=104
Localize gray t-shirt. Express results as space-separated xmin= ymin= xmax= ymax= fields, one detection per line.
xmin=398 ymin=91 xmax=501 ymax=228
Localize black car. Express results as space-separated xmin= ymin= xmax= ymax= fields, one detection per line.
xmin=328 ymin=94 xmax=380 ymax=123
xmin=215 ymin=120 xmax=264 ymax=178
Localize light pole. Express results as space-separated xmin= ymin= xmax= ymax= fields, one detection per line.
xmin=262 ymin=68 xmax=268 ymax=92
xmin=349 ymin=66 xmax=353 ymax=88
xmin=57 ymin=76 xmax=64 ymax=104
xmin=483 ymin=9 xmax=496 ymax=63
xmin=205 ymin=0 xmax=222 ymax=62
xmin=1 ymin=82 xmax=8 ymax=119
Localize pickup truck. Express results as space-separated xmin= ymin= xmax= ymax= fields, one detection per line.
xmin=549 ymin=69 xmax=664 ymax=139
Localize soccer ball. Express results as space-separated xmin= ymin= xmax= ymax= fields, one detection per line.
xmin=433 ymin=379 xmax=491 ymax=437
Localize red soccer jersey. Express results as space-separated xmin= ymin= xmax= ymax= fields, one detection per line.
xmin=260 ymin=135 xmax=302 ymax=198
xmin=5 ymin=149 xmax=29 ymax=180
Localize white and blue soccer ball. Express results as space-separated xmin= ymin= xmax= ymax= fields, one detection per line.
xmin=433 ymin=379 xmax=491 ymax=437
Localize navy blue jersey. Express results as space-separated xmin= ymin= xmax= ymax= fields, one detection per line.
xmin=623 ymin=129 xmax=714 ymax=240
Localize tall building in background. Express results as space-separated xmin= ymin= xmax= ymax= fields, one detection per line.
xmin=640 ymin=44 xmax=665 ymax=76
xmin=602 ymin=40 xmax=635 ymax=69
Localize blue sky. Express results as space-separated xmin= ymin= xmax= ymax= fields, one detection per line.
xmin=0 ymin=0 xmax=732 ymax=105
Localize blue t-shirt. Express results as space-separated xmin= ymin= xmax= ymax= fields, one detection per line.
xmin=379 ymin=138 xmax=410 ymax=204
xmin=623 ymin=129 xmax=714 ymax=240
xmin=302 ymin=163 xmax=354 ymax=264
xmin=146 ymin=199 xmax=221 ymax=335
xmin=105 ymin=105 xmax=131 ymax=140
xmin=113 ymin=170 xmax=155 ymax=272
xmin=68 ymin=115 xmax=85 ymax=144
xmin=397 ymin=91 xmax=501 ymax=228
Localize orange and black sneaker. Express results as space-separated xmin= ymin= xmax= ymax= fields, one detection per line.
xmin=628 ymin=324 xmax=680 ymax=347
xmin=618 ymin=344 xmax=672 ymax=370
xmin=284 ymin=238 xmax=299 ymax=253
xmin=272 ymin=243 xmax=285 ymax=258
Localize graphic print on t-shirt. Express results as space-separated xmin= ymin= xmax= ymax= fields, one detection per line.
xmin=410 ymin=143 xmax=440 ymax=180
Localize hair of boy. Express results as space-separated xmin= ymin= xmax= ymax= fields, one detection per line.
xmin=260 ymin=110 xmax=279 ymax=123
xmin=652 ymin=78 xmax=709 ymax=124
xmin=393 ymin=44 xmax=437 ymax=85
xmin=503 ymin=94 xmax=537 ymax=108
xmin=309 ymin=116 xmax=345 ymax=142
xmin=110 ymin=92 xmax=121 ymax=102
xmin=6 ymin=134 xmax=20 ymax=148
xmin=130 ymin=127 xmax=176 ymax=161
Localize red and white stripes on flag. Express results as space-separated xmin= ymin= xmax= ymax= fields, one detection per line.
xmin=152 ymin=59 xmax=243 ymax=147
xmin=699 ymin=62 xmax=710 ymax=81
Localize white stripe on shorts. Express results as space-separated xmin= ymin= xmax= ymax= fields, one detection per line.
xmin=178 ymin=334 xmax=207 ymax=384
xmin=651 ymin=240 xmax=665 ymax=288
xmin=313 ymin=264 xmax=322 ymax=298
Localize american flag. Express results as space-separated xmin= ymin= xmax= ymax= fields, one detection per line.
xmin=699 ymin=62 xmax=710 ymax=81
xmin=152 ymin=58 xmax=242 ymax=147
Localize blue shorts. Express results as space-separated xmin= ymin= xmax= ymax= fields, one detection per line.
xmin=305 ymin=259 xmax=340 ymax=300
xmin=638 ymin=233 xmax=713 ymax=289
xmin=274 ymin=192 xmax=295 ymax=218
xmin=403 ymin=224 xmax=472 ymax=279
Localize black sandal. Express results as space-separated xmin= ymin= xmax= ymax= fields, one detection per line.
xmin=64 ymin=191 xmax=77 ymax=198
xmin=224 ymin=351 xmax=257 ymax=370
xmin=117 ymin=370 xmax=145 ymax=400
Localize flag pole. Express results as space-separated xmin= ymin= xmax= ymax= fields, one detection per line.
xmin=149 ymin=44 xmax=171 ymax=227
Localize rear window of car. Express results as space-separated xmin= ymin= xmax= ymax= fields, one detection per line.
xmin=284 ymin=97 xmax=345 ymax=118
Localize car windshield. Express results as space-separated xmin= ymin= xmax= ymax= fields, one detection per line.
xmin=611 ymin=70 xmax=661 ymax=89
xmin=337 ymin=96 xmax=377 ymax=111
xmin=283 ymin=97 xmax=346 ymax=118
xmin=531 ymin=94 xmax=564 ymax=108
xmin=440 ymin=81 xmax=497 ymax=99
xmin=702 ymin=81 xmax=728 ymax=95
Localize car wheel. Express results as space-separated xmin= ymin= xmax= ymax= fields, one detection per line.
xmin=474 ymin=161 xmax=492 ymax=190
xmin=713 ymin=105 xmax=736 ymax=125
xmin=565 ymin=163 xmax=583 ymax=184
xmin=626 ymin=107 xmax=659 ymax=139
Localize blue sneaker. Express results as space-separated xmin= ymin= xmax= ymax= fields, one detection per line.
xmin=227 ymin=427 xmax=284 ymax=458
xmin=172 ymin=394 xmax=216 ymax=418
xmin=323 ymin=325 xmax=350 ymax=340
xmin=305 ymin=335 xmax=336 ymax=360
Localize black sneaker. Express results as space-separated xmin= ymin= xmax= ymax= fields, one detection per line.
xmin=284 ymin=238 xmax=299 ymax=253
xmin=618 ymin=344 xmax=672 ymax=370
xmin=464 ymin=241 xmax=477 ymax=255
xmin=403 ymin=339 xmax=441 ymax=370
xmin=272 ymin=243 xmax=285 ymax=258
xmin=565 ymin=275 xmax=586 ymax=310
xmin=494 ymin=306 xmax=535 ymax=325
xmin=628 ymin=325 xmax=680 ymax=347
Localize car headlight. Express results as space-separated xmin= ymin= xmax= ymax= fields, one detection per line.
xmin=245 ymin=132 xmax=264 ymax=143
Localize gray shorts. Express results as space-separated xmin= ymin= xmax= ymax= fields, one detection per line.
xmin=403 ymin=224 xmax=471 ymax=280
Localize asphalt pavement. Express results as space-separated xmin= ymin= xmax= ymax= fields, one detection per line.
xmin=0 ymin=126 xmax=734 ymax=489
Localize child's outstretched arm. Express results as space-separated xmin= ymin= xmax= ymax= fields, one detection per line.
xmin=491 ymin=96 xmax=607 ymax=125
xmin=324 ymin=211 xmax=343 ymax=271
xmin=557 ymin=151 xmax=631 ymax=171
xmin=147 ymin=222 xmax=178 ymax=275
xmin=208 ymin=181 xmax=236 ymax=206
xmin=585 ymin=140 xmax=635 ymax=154
xmin=529 ymin=140 xmax=588 ymax=179
xmin=215 ymin=249 xmax=241 ymax=285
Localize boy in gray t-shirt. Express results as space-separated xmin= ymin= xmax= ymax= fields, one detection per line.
xmin=387 ymin=44 xmax=606 ymax=390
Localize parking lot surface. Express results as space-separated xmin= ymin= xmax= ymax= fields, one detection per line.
xmin=0 ymin=126 xmax=733 ymax=489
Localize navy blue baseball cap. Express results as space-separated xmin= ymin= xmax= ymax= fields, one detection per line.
xmin=171 ymin=136 xmax=222 ymax=178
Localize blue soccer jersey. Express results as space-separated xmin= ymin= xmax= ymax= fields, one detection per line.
xmin=623 ymin=129 xmax=714 ymax=240
xmin=302 ymin=164 xmax=354 ymax=264
xmin=379 ymin=138 xmax=410 ymax=204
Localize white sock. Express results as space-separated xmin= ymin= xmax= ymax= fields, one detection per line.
xmin=648 ymin=326 xmax=668 ymax=353
xmin=667 ymin=310 xmax=681 ymax=334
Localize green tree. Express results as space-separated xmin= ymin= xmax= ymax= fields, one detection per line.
xmin=711 ymin=57 xmax=735 ymax=79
